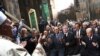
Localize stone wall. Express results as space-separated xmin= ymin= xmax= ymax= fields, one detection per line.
xmin=3 ymin=0 xmax=21 ymax=20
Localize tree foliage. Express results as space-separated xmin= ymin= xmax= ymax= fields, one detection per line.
xmin=57 ymin=4 xmax=76 ymax=23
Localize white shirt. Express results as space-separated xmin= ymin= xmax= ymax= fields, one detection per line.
xmin=76 ymin=29 xmax=81 ymax=38
xmin=64 ymin=33 xmax=68 ymax=37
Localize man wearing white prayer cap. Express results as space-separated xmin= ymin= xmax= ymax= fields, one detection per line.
xmin=0 ymin=11 xmax=7 ymax=25
xmin=0 ymin=11 xmax=30 ymax=56
xmin=0 ymin=11 xmax=13 ymax=39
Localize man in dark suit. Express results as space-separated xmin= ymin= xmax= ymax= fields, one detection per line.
xmin=81 ymin=28 xmax=100 ymax=56
xmin=73 ymin=22 xmax=86 ymax=54
xmin=91 ymin=21 xmax=100 ymax=36
xmin=61 ymin=25 xmax=76 ymax=56
xmin=74 ymin=22 xmax=86 ymax=38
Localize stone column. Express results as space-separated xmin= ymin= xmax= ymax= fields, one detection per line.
xmin=50 ymin=0 xmax=58 ymax=19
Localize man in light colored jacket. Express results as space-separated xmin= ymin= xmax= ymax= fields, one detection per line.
xmin=0 ymin=11 xmax=30 ymax=56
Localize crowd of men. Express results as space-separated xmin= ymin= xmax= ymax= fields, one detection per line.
xmin=0 ymin=9 xmax=100 ymax=56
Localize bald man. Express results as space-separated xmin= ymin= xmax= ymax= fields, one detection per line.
xmin=81 ymin=28 xmax=100 ymax=56
xmin=0 ymin=11 xmax=30 ymax=56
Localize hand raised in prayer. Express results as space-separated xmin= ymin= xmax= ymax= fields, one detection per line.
xmin=20 ymin=41 xmax=27 ymax=47
xmin=92 ymin=42 xmax=98 ymax=47
xmin=81 ymin=41 xmax=86 ymax=46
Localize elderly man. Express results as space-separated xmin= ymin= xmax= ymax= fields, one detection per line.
xmin=0 ymin=11 xmax=30 ymax=56
xmin=81 ymin=28 xmax=100 ymax=56
xmin=61 ymin=25 xmax=76 ymax=56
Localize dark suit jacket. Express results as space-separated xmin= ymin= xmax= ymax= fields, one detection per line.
xmin=72 ymin=28 xmax=86 ymax=54
xmin=73 ymin=28 xmax=86 ymax=38
xmin=62 ymin=32 xmax=76 ymax=47
xmin=62 ymin=32 xmax=76 ymax=55
xmin=92 ymin=26 xmax=100 ymax=36
xmin=81 ymin=35 xmax=100 ymax=56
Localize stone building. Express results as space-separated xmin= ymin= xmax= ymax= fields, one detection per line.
xmin=90 ymin=0 xmax=100 ymax=19
xmin=0 ymin=0 xmax=52 ymax=26
xmin=74 ymin=0 xmax=100 ymax=20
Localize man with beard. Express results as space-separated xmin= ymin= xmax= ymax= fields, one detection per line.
xmin=0 ymin=11 xmax=30 ymax=56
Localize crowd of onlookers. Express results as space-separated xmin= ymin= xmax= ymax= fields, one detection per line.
xmin=10 ymin=18 xmax=100 ymax=56
xmin=0 ymin=5 xmax=100 ymax=56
